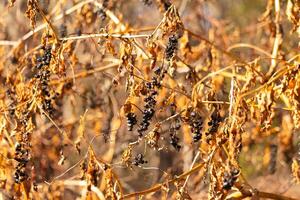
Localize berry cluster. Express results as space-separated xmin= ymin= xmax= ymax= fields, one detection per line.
xmin=137 ymin=84 xmax=158 ymax=136
xmin=126 ymin=112 xmax=137 ymax=131
xmin=35 ymin=46 xmax=51 ymax=70
xmin=138 ymin=105 xmax=155 ymax=135
xmin=137 ymin=66 xmax=166 ymax=136
xmin=188 ymin=110 xmax=203 ymax=142
xmin=97 ymin=8 xmax=106 ymax=21
xmin=14 ymin=110 xmax=31 ymax=184
xmin=165 ymin=34 xmax=178 ymax=61
xmin=97 ymin=0 xmax=109 ymax=21
xmin=14 ymin=142 xmax=30 ymax=183
xmin=169 ymin=106 xmax=182 ymax=151
xmin=34 ymin=46 xmax=54 ymax=116
xmin=132 ymin=154 xmax=147 ymax=166
xmin=14 ymin=143 xmax=30 ymax=164
xmin=205 ymin=109 xmax=222 ymax=142
xmin=222 ymin=169 xmax=240 ymax=191
xmin=170 ymin=131 xmax=181 ymax=151
xmin=15 ymin=162 xmax=27 ymax=183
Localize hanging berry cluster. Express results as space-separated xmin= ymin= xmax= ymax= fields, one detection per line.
xmin=169 ymin=105 xmax=182 ymax=151
xmin=132 ymin=153 xmax=148 ymax=166
xmin=14 ymin=142 xmax=30 ymax=183
xmin=186 ymin=109 xmax=203 ymax=143
xmin=123 ymin=102 xmax=138 ymax=132
xmin=165 ymin=34 xmax=179 ymax=61
xmin=137 ymin=68 xmax=164 ymax=136
xmin=222 ymin=169 xmax=240 ymax=191
xmin=206 ymin=108 xmax=222 ymax=142
xmin=138 ymin=88 xmax=157 ymax=136
xmin=170 ymin=129 xmax=181 ymax=151
xmin=34 ymin=46 xmax=54 ymax=116
xmin=97 ymin=0 xmax=109 ymax=21
xmin=14 ymin=110 xmax=32 ymax=184
xmin=126 ymin=112 xmax=137 ymax=131
xmin=97 ymin=8 xmax=106 ymax=21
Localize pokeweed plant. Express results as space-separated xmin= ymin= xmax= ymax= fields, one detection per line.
xmin=0 ymin=0 xmax=300 ymax=199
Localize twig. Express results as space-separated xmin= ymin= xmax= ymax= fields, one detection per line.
xmin=182 ymin=151 xmax=200 ymax=188
xmin=158 ymin=109 xmax=186 ymax=124
xmin=61 ymin=33 xmax=150 ymax=41
xmin=238 ymin=62 xmax=295 ymax=100
xmin=21 ymin=0 xmax=94 ymax=43
xmin=186 ymin=29 xmax=267 ymax=81
xmin=45 ymin=134 xmax=101 ymax=184
xmin=0 ymin=40 xmax=19 ymax=46
xmin=122 ymin=161 xmax=206 ymax=199
xmin=4 ymin=0 xmax=94 ymax=61
xmin=227 ymin=43 xmax=273 ymax=58
xmin=267 ymin=0 xmax=283 ymax=78
xmin=93 ymin=1 xmax=150 ymax=59
xmin=35 ymin=1 xmax=60 ymax=43
xmin=50 ymin=62 xmax=120 ymax=85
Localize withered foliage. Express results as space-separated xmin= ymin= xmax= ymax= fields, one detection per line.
xmin=0 ymin=0 xmax=300 ymax=199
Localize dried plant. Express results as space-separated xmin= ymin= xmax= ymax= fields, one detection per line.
xmin=0 ymin=0 xmax=300 ymax=199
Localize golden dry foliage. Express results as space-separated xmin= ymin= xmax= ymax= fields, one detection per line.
xmin=0 ymin=0 xmax=300 ymax=199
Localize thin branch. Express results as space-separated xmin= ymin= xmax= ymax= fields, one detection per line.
xmin=186 ymin=29 xmax=267 ymax=81
xmin=3 ymin=0 xmax=94 ymax=61
xmin=60 ymin=33 xmax=150 ymax=41
xmin=182 ymin=151 xmax=201 ymax=188
xmin=50 ymin=62 xmax=119 ymax=85
xmin=122 ymin=161 xmax=206 ymax=199
xmin=21 ymin=0 xmax=94 ymax=43
xmin=227 ymin=43 xmax=273 ymax=57
xmin=0 ymin=40 xmax=19 ymax=46
xmin=267 ymin=0 xmax=282 ymax=77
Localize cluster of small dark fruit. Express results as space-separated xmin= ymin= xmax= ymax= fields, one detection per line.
xmin=165 ymin=34 xmax=178 ymax=61
xmin=126 ymin=112 xmax=137 ymax=131
xmin=132 ymin=153 xmax=148 ymax=166
xmin=34 ymin=46 xmax=55 ymax=116
xmin=188 ymin=110 xmax=203 ymax=142
xmin=222 ymin=169 xmax=240 ymax=190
